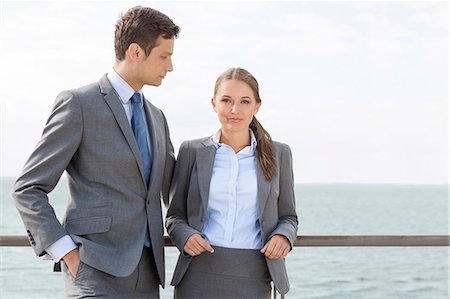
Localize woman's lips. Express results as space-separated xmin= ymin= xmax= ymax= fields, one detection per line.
xmin=228 ymin=118 xmax=242 ymax=123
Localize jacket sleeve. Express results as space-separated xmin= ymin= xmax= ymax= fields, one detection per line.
xmin=165 ymin=141 xmax=202 ymax=253
xmin=12 ymin=91 xmax=83 ymax=257
xmin=268 ymin=143 xmax=299 ymax=249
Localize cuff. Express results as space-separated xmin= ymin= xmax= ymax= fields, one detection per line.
xmin=45 ymin=235 xmax=77 ymax=262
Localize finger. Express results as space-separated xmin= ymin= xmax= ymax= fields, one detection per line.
xmin=199 ymin=238 xmax=214 ymax=253
xmin=185 ymin=247 xmax=197 ymax=257
xmin=275 ymin=241 xmax=291 ymax=259
xmin=185 ymin=235 xmax=205 ymax=255
xmin=185 ymin=242 xmax=202 ymax=256
xmin=264 ymin=240 xmax=276 ymax=258
xmin=275 ymin=241 xmax=288 ymax=259
xmin=260 ymin=243 xmax=268 ymax=254
xmin=183 ymin=244 xmax=197 ymax=256
xmin=69 ymin=260 xmax=80 ymax=278
xmin=268 ymin=240 xmax=283 ymax=259
xmin=190 ymin=240 xmax=206 ymax=255
xmin=271 ymin=237 xmax=288 ymax=259
xmin=280 ymin=246 xmax=290 ymax=259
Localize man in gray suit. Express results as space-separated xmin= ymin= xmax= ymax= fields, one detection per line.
xmin=12 ymin=6 xmax=179 ymax=298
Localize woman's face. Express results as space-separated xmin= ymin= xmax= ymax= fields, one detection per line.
xmin=212 ymin=79 xmax=261 ymax=135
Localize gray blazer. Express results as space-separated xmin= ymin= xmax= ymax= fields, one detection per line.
xmin=12 ymin=75 xmax=175 ymax=286
xmin=166 ymin=137 xmax=298 ymax=295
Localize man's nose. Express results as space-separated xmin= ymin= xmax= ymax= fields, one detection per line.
xmin=167 ymin=58 xmax=173 ymax=72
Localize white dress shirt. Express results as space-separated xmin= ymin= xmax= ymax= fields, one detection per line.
xmin=45 ymin=69 xmax=150 ymax=262
xmin=201 ymin=129 xmax=263 ymax=249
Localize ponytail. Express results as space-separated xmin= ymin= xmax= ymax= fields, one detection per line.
xmin=250 ymin=116 xmax=275 ymax=181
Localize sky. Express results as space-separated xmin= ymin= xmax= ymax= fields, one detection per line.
xmin=0 ymin=0 xmax=448 ymax=184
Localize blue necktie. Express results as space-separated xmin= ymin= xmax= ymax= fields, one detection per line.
xmin=131 ymin=93 xmax=152 ymax=185
xmin=131 ymin=93 xmax=152 ymax=247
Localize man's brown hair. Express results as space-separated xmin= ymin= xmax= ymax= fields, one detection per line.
xmin=114 ymin=6 xmax=180 ymax=61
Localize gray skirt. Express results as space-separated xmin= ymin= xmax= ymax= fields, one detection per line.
xmin=174 ymin=246 xmax=272 ymax=299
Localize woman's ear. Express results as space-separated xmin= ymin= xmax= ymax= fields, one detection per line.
xmin=254 ymin=102 xmax=261 ymax=115
xmin=211 ymin=98 xmax=217 ymax=112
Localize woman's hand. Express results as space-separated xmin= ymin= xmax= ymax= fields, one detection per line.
xmin=184 ymin=234 xmax=214 ymax=257
xmin=260 ymin=235 xmax=291 ymax=259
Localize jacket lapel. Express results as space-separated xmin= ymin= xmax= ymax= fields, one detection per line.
xmin=196 ymin=139 xmax=216 ymax=211
xmin=99 ymin=76 xmax=146 ymax=185
xmin=257 ymin=161 xmax=271 ymax=218
xmin=143 ymin=99 xmax=162 ymax=191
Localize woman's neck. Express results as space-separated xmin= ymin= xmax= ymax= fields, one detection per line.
xmin=219 ymin=129 xmax=251 ymax=153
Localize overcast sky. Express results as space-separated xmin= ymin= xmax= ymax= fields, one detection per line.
xmin=0 ymin=1 xmax=448 ymax=184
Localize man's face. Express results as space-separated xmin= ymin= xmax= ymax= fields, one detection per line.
xmin=136 ymin=36 xmax=174 ymax=87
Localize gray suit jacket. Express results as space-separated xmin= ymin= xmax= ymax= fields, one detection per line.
xmin=166 ymin=137 xmax=298 ymax=295
xmin=12 ymin=75 xmax=175 ymax=286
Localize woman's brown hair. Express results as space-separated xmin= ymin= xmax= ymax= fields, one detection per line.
xmin=214 ymin=67 xmax=275 ymax=181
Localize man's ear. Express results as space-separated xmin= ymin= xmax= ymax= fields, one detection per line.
xmin=126 ymin=43 xmax=142 ymax=61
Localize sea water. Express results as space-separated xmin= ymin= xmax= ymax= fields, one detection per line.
xmin=1 ymin=178 xmax=448 ymax=298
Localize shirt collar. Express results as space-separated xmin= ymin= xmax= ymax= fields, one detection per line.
xmin=107 ymin=68 xmax=143 ymax=105
xmin=211 ymin=129 xmax=257 ymax=153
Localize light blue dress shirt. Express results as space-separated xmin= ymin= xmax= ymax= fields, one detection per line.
xmin=202 ymin=129 xmax=263 ymax=249
xmin=107 ymin=69 xmax=152 ymax=154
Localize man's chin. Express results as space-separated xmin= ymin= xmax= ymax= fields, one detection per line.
xmin=147 ymin=80 xmax=162 ymax=87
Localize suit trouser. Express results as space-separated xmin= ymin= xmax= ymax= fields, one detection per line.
xmin=62 ymin=246 xmax=159 ymax=298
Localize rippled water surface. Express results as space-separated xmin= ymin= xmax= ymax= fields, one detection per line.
xmin=1 ymin=178 xmax=448 ymax=298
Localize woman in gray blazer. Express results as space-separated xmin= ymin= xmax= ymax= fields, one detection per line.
xmin=166 ymin=67 xmax=298 ymax=298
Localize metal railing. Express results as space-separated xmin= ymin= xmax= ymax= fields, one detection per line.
xmin=1 ymin=234 xmax=449 ymax=247
xmin=1 ymin=234 xmax=449 ymax=299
